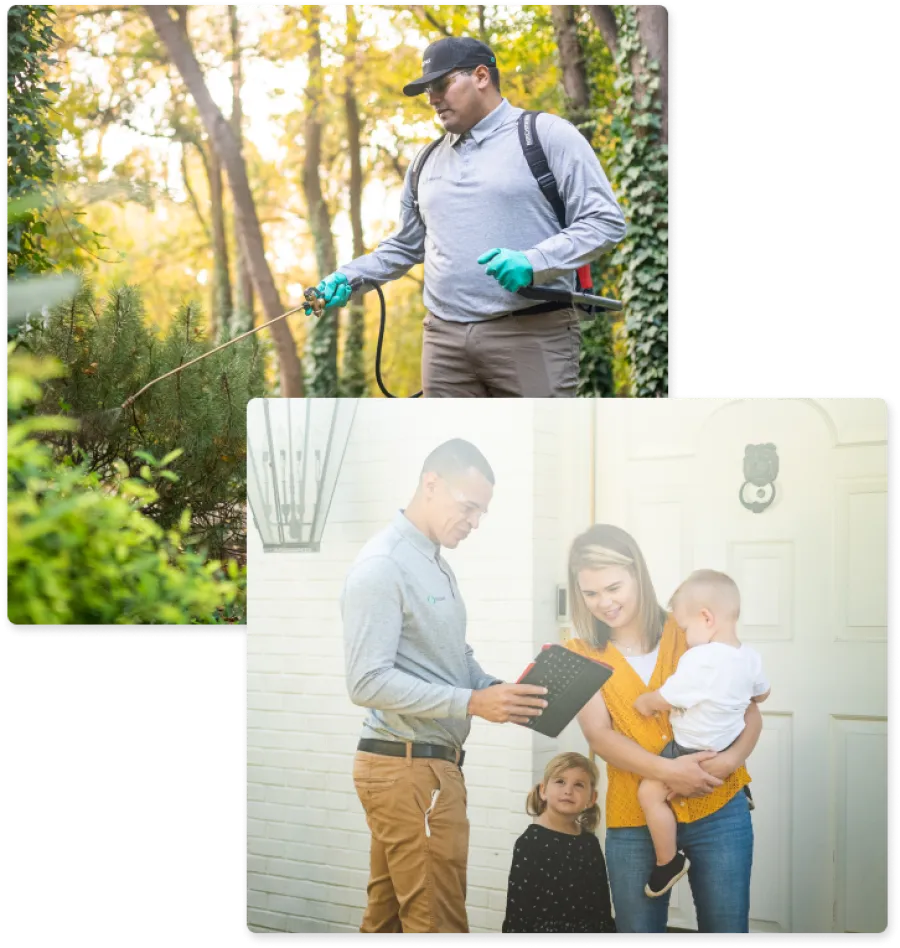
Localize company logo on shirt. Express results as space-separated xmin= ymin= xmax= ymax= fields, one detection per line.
xmin=427 ymin=595 xmax=446 ymax=604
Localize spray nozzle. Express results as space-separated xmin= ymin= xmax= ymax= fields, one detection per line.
xmin=303 ymin=285 xmax=326 ymax=316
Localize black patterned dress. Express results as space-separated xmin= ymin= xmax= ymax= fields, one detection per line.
xmin=502 ymin=824 xmax=617 ymax=933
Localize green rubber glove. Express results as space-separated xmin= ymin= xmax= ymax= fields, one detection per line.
xmin=305 ymin=271 xmax=353 ymax=315
xmin=477 ymin=248 xmax=534 ymax=293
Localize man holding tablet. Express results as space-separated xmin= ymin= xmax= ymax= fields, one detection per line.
xmin=340 ymin=438 xmax=548 ymax=933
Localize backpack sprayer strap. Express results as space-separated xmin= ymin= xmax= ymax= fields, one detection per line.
xmin=518 ymin=110 xmax=595 ymax=298
xmin=410 ymin=135 xmax=446 ymax=223
xmin=411 ymin=112 xmax=599 ymax=304
xmin=517 ymin=111 xmax=569 ymax=232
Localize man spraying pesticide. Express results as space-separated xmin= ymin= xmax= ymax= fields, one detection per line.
xmin=76 ymin=37 xmax=624 ymax=422
xmin=305 ymin=37 xmax=627 ymax=399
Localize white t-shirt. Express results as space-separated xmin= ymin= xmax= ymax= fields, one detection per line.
xmin=624 ymin=645 xmax=660 ymax=686
xmin=658 ymin=643 xmax=770 ymax=751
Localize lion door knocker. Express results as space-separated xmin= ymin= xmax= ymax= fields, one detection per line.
xmin=740 ymin=443 xmax=779 ymax=513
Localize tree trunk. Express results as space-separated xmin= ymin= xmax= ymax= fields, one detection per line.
xmin=229 ymin=4 xmax=254 ymax=334
xmin=477 ymin=5 xmax=487 ymax=43
xmin=550 ymin=5 xmax=593 ymax=143
xmin=144 ymin=5 xmax=303 ymax=396
xmin=341 ymin=5 xmax=367 ymax=397
xmin=207 ymin=144 xmax=233 ymax=339
xmin=636 ymin=5 xmax=668 ymax=144
xmin=180 ymin=144 xmax=209 ymax=239
xmin=301 ymin=5 xmax=339 ymax=396
xmin=185 ymin=139 xmax=231 ymax=336
xmin=588 ymin=5 xmax=618 ymax=61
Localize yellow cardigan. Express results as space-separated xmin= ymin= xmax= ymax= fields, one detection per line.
xmin=564 ymin=616 xmax=751 ymax=829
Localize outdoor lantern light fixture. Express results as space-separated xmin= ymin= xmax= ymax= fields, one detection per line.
xmin=247 ymin=399 xmax=358 ymax=551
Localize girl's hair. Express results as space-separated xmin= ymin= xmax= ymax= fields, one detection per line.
xmin=568 ymin=524 xmax=666 ymax=653
xmin=526 ymin=752 xmax=602 ymax=834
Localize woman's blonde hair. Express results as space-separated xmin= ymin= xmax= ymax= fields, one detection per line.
xmin=568 ymin=524 xmax=666 ymax=653
xmin=526 ymin=752 xmax=602 ymax=834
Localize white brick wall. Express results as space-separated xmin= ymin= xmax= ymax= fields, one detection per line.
xmin=247 ymin=400 xmax=592 ymax=933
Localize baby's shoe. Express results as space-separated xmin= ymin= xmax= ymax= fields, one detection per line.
xmin=645 ymin=852 xmax=690 ymax=898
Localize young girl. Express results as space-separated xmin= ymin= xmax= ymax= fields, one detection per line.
xmin=502 ymin=752 xmax=616 ymax=933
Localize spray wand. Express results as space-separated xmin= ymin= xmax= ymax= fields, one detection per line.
xmin=82 ymin=274 xmax=624 ymax=430
xmin=82 ymin=291 xmax=321 ymax=435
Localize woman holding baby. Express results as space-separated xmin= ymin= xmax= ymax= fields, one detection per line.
xmin=564 ymin=524 xmax=768 ymax=934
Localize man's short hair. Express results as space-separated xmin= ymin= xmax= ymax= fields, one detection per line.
xmin=421 ymin=438 xmax=495 ymax=485
xmin=669 ymin=569 xmax=741 ymax=621
xmin=461 ymin=64 xmax=501 ymax=93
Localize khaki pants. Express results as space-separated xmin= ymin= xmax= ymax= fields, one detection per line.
xmin=421 ymin=307 xmax=581 ymax=397
xmin=352 ymin=750 xmax=470 ymax=933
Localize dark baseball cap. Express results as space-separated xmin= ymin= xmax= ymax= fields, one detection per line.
xmin=403 ymin=37 xmax=496 ymax=97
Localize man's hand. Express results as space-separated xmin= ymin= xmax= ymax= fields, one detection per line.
xmin=468 ymin=683 xmax=548 ymax=724
xmin=305 ymin=271 xmax=353 ymax=316
xmin=477 ymin=248 xmax=533 ymax=293
xmin=661 ymin=751 xmax=724 ymax=800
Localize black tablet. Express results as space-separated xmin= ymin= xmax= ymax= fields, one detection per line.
xmin=516 ymin=644 xmax=614 ymax=738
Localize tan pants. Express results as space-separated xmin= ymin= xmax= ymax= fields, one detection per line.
xmin=352 ymin=750 xmax=470 ymax=933
xmin=421 ymin=307 xmax=581 ymax=397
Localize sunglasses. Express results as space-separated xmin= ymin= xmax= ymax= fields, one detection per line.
xmin=423 ymin=69 xmax=473 ymax=97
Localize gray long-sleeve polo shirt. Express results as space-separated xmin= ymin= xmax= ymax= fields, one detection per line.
xmin=340 ymin=510 xmax=499 ymax=750
xmin=339 ymin=98 xmax=626 ymax=324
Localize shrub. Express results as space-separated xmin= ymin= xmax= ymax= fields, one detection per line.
xmin=21 ymin=277 xmax=264 ymax=560
xmin=7 ymin=345 xmax=240 ymax=624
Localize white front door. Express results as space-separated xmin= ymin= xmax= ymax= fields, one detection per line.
xmin=588 ymin=399 xmax=887 ymax=933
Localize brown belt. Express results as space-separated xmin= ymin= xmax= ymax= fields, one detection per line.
xmin=357 ymin=738 xmax=465 ymax=767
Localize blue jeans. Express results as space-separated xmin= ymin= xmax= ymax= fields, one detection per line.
xmin=605 ymin=790 xmax=753 ymax=933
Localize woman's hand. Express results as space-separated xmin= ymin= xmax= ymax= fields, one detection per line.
xmin=662 ymin=752 xmax=724 ymax=798
xmin=690 ymin=706 xmax=762 ymax=787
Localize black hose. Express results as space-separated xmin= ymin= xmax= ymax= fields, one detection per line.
xmin=373 ymin=282 xmax=422 ymax=399
xmin=369 ymin=280 xmax=621 ymax=398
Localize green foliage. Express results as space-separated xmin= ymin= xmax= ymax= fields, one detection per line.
xmin=572 ymin=9 xmax=619 ymax=397
xmin=22 ymin=277 xmax=265 ymax=559
xmin=607 ymin=6 xmax=668 ymax=397
xmin=7 ymin=5 xmax=60 ymax=278
xmin=304 ymin=309 xmax=339 ymax=397
xmin=340 ymin=303 xmax=367 ymax=397
xmin=7 ymin=6 xmax=114 ymax=289
xmin=211 ymin=560 xmax=247 ymax=625
xmin=577 ymin=260 xmax=616 ymax=398
xmin=7 ymin=345 xmax=240 ymax=624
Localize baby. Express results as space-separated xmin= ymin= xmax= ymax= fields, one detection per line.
xmin=632 ymin=569 xmax=770 ymax=898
